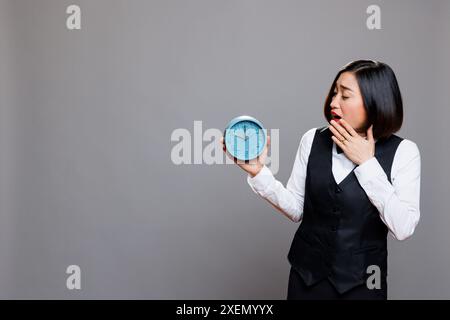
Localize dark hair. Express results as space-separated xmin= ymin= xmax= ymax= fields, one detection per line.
xmin=323 ymin=60 xmax=403 ymax=139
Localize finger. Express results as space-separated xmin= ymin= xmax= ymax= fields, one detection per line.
xmin=255 ymin=136 xmax=270 ymax=161
xmin=336 ymin=118 xmax=358 ymax=138
xmin=221 ymin=138 xmax=226 ymax=151
xmin=331 ymin=135 xmax=346 ymax=151
xmin=330 ymin=119 xmax=352 ymax=140
xmin=329 ymin=124 xmax=345 ymax=141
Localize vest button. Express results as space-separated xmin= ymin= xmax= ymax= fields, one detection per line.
xmin=335 ymin=187 xmax=342 ymax=193
xmin=333 ymin=207 xmax=339 ymax=213
xmin=331 ymin=226 xmax=337 ymax=232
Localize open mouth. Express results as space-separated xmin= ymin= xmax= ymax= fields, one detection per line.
xmin=331 ymin=113 xmax=342 ymax=120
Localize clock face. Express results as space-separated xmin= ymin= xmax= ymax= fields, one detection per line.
xmin=224 ymin=116 xmax=266 ymax=161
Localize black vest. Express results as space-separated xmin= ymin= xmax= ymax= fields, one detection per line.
xmin=287 ymin=127 xmax=403 ymax=294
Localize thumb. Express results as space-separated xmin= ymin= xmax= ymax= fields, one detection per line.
xmin=220 ymin=136 xmax=226 ymax=152
xmin=266 ymin=135 xmax=271 ymax=146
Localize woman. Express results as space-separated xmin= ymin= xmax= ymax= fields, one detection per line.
xmin=221 ymin=60 xmax=421 ymax=300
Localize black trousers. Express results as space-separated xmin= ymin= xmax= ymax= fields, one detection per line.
xmin=287 ymin=267 xmax=387 ymax=300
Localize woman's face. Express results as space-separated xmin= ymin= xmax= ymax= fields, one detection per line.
xmin=330 ymin=72 xmax=368 ymax=135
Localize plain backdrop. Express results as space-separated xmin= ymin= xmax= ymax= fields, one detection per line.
xmin=0 ymin=0 xmax=449 ymax=299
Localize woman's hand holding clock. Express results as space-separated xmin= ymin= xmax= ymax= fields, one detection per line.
xmin=329 ymin=118 xmax=375 ymax=165
xmin=220 ymin=135 xmax=270 ymax=177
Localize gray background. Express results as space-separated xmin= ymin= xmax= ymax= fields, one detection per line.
xmin=0 ymin=0 xmax=449 ymax=299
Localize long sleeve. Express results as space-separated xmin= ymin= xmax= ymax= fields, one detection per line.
xmin=354 ymin=139 xmax=421 ymax=241
xmin=246 ymin=128 xmax=316 ymax=223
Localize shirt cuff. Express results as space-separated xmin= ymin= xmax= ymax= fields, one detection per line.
xmin=354 ymin=157 xmax=386 ymax=186
xmin=246 ymin=165 xmax=275 ymax=194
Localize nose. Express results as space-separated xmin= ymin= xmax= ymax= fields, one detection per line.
xmin=330 ymin=96 xmax=339 ymax=109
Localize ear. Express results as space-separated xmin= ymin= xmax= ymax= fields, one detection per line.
xmin=367 ymin=125 xmax=374 ymax=143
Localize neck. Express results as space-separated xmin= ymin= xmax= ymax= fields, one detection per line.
xmin=356 ymin=130 xmax=367 ymax=138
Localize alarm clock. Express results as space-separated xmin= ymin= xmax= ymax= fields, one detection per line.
xmin=224 ymin=115 xmax=267 ymax=161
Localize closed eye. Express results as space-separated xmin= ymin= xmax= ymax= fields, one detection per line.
xmin=332 ymin=92 xmax=349 ymax=100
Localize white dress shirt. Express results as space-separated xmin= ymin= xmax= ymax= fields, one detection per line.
xmin=247 ymin=127 xmax=421 ymax=241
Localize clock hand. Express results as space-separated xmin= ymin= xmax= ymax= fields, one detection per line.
xmin=232 ymin=132 xmax=246 ymax=140
xmin=244 ymin=131 xmax=257 ymax=140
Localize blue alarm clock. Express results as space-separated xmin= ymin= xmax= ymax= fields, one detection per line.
xmin=224 ymin=115 xmax=267 ymax=161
